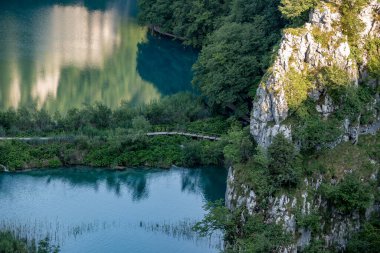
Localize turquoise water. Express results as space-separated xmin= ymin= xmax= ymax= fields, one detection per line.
xmin=0 ymin=167 xmax=226 ymax=252
xmin=0 ymin=0 xmax=198 ymax=112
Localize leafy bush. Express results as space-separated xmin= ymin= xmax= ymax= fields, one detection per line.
xmin=0 ymin=231 xmax=59 ymax=253
xmin=233 ymin=214 xmax=292 ymax=253
xmin=321 ymin=174 xmax=373 ymax=213
xmin=0 ymin=231 xmax=28 ymax=253
xmin=138 ymin=0 xmax=231 ymax=47
xmin=193 ymin=0 xmax=283 ymax=116
xmin=268 ymin=134 xmax=302 ymax=187
xmin=302 ymin=239 xmax=335 ymax=253
xmin=296 ymin=212 xmax=322 ymax=234
xmin=194 ymin=201 xmax=291 ymax=253
xmin=280 ymin=0 xmax=317 ymax=22
xmin=347 ymin=214 xmax=380 ymax=253
xmin=366 ymin=38 xmax=380 ymax=79
xmin=283 ymin=68 xmax=313 ymax=110
xmin=340 ymin=0 xmax=369 ymax=49
xmin=223 ymin=126 xmax=254 ymax=164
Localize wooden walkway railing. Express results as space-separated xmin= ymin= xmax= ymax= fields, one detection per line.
xmin=146 ymin=132 xmax=221 ymax=141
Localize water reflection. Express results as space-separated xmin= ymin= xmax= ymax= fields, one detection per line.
xmin=137 ymin=34 xmax=198 ymax=94
xmin=0 ymin=167 xmax=225 ymax=253
xmin=0 ymin=167 xmax=226 ymax=202
xmin=0 ymin=0 xmax=196 ymax=112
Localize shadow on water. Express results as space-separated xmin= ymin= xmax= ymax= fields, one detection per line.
xmin=137 ymin=34 xmax=199 ymax=95
xmin=181 ymin=167 xmax=228 ymax=202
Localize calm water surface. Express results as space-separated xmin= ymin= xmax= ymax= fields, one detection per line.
xmin=0 ymin=167 xmax=226 ymax=253
xmin=0 ymin=0 xmax=197 ymax=112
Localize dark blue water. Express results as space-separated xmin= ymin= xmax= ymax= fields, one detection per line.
xmin=0 ymin=167 xmax=226 ymax=253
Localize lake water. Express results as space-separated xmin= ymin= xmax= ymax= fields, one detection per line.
xmin=0 ymin=167 xmax=227 ymax=252
xmin=0 ymin=0 xmax=197 ymax=112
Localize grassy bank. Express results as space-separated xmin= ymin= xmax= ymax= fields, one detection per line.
xmin=0 ymin=135 xmax=226 ymax=171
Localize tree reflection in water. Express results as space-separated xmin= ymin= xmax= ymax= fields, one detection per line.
xmin=137 ymin=34 xmax=198 ymax=95
xmin=12 ymin=167 xmax=226 ymax=202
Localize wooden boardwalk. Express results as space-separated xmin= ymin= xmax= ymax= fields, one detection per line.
xmin=146 ymin=132 xmax=222 ymax=141
xmin=0 ymin=136 xmax=74 ymax=142
xmin=0 ymin=132 xmax=222 ymax=142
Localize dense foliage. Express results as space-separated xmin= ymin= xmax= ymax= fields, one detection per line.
xmin=194 ymin=202 xmax=292 ymax=253
xmin=0 ymin=93 xmax=236 ymax=170
xmin=139 ymin=0 xmax=285 ymax=117
xmin=138 ymin=0 xmax=231 ymax=48
xmin=0 ymin=232 xmax=59 ymax=253
xmin=347 ymin=214 xmax=380 ymax=253
xmin=267 ymin=134 xmax=301 ymax=187
xmin=193 ymin=0 xmax=285 ymax=116
xmin=321 ymin=174 xmax=373 ymax=213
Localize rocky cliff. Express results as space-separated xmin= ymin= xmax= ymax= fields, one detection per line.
xmin=226 ymin=165 xmax=379 ymax=252
xmin=250 ymin=0 xmax=380 ymax=147
xmin=226 ymin=1 xmax=380 ymax=252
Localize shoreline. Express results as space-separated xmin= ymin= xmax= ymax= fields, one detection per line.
xmin=0 ymin=164 xmax=223 ymax=173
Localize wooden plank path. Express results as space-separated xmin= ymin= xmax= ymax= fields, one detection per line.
xmin=146 ymin=132 xmax=222 ymax=141
xmin=0 ymin=136 xmax=74 ymax=142
xmin=0 ymin=132 xmax=222 ymax=142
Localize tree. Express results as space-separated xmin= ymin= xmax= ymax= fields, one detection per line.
xmin=267 ymin=134 xmax=301 ymax=187
xmin=321 ymin=174 xmax=373 ymax=213
xmin=127 ymin=116 xmax=152 ymax=141
xmin=223 ymin=126 xmax=253 ymax=164
xmin=193 ymin=0 xmax=283 ymax=116
xmin=347 ymin=214 xmax=380 ymax=253
xmin=138 ymin=0 xmax=231 ymax=47
xmin=279 ymin=0 xmax=316 ymax=21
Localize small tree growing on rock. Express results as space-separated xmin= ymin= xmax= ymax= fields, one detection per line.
xmin=267 ymin=133 xmax=301 ymax=187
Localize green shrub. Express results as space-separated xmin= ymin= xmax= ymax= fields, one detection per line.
xmin=283 ymin=68 xmax=313 ymax=110
xmin=279 ymin=0 xmax=316 ymax=21
xmin=223 ymin=126 xmax=254 ymax=164
xmin=0 ymin=231 xmax=59 ymax=253
xmin=296 ymin=212 xmax=322 ymax=234
xmin=0 ymin=231 xmax=28 ymax=253
xmin=302 ymin=239 xmax=335 ymax=253
xmin=316 ymin=66 xmax=352 ymax=100
xmin=347 ymin=214 xmax=380 ymax=253
xmin=340 ymin=0 xmax=369 ymax=61
xmin=182 ymin=141 xmax=203 ymax=167
xmin=268 ymin=134 xmax=302 ymax=187
xmin=48 ymin=158 xmax=63 ymax=168
xmin=366 ymin=38 xmax=380 ymax=79
xmin=321 ymin=174 xmax=373 ymax=213
xmin=295 ymin=115 xmax=342 ymax=153
xmin=194 ymin=201 xmax=292 ymax=252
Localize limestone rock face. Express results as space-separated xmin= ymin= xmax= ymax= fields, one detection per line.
xmin=226 ymin=167 xmax=379 ymax=252
xmin=227 ymin=2 xmax=380 ymax=252
xmin=250 ymin=1 xmax=380 ymax=147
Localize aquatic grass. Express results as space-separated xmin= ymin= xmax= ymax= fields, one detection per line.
xmin=137 ymin=219 xmax=223 ymax=250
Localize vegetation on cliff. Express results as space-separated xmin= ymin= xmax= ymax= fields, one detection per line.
xmin=0 ymin=0 xmax=379 ymax=252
